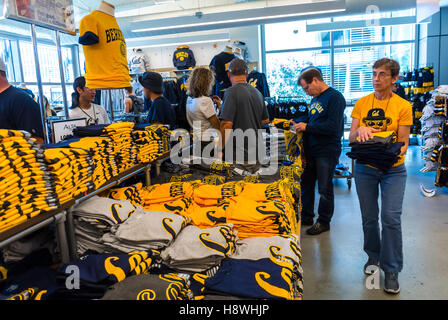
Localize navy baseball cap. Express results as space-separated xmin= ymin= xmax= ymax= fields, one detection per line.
xmin=139 ymin=71 xmax=163 ymax=93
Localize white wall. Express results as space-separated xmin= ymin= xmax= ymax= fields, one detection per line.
xmin=127 ymin=25 xmax=260 ymax=70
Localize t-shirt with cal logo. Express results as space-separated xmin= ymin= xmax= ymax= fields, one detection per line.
xmin=79 ymin=10 xmax=131 ymax=89
xmin=351 ymin=92 xmax=413 ymax=166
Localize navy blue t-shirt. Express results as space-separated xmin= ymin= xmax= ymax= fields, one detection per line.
xmin=0 ymin=85 xmax=44 ymax=137
xmin=303 ymin=87 xmax=346 ymax=157
xmin=147 ymin=96 xmax=176 ymax=129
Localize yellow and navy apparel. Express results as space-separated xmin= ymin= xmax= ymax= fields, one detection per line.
xmin=172 ymin=45 xmax=196 ymax=70
xmin=303 ymin=87 xmax=346 ymax=158
xmin=79 ymin=10 xmax=131 ymax=89
xmin=100 ymin=273 xmax=193 ymax=300
xmin=351 ymin=93 xmax=413 ymax=167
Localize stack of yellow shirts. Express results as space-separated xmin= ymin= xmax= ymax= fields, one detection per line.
xmin=192 ymin=181 xmax=243 ymax=206
xmin=104 ymin=122 xmax=137 ymax=173
xmin=43 ymin=147 xmax=95 ymax=204
xmin=140 ymin=182 xmax=194 ymax=212
xmin=146 ymin=124 xmax=170 ymax=154
xmin=181 ymin=201 xmax=228 ymax=229
xmin=68 ymin=137 xmax=118 ymax=189
xmin=0 ymin=130 xmax=58 ymax=233
xmin=104 ymin=183 xmax=143 ymax=207
xmin=227 ymin=179 xmax=300 ymax=238
xmin=225 ymin=197 xmax=297 ymax=239
xmin=132 ymin=128 xmax=163 ymax=163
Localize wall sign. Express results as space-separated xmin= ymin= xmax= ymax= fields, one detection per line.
xmin=4 ymin=0 xmax=76 ymax=35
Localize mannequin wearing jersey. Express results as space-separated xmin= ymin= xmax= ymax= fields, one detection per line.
xmin=78 ymin=0 xmax=131 ymax=89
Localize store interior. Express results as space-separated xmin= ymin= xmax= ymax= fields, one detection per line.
xmin=0 ymin=0 xmax=447 ymax=302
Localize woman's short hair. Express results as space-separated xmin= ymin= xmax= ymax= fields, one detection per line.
xmin=373 ymin=58 xmax=400 ymax=78
xmin=187 ymin=67 xmax=215 ymax=98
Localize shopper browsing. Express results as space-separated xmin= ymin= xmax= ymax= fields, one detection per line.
xmin=138 ymin=71 xmax=176 ymax=129
xmin=292 ymin=67 xmax=346 ymax=236
xmin=349 ymin=58 xmax=412 ymax=294
xmin=0 ymin=57 xmax=44 ymax=144
xmin=69 ymin=76 xmax=110 ymax=125
xmin=219 ymin=58 xmax=270 ymax=173
xmin=186 ymin=67 xmax=221 ymax=156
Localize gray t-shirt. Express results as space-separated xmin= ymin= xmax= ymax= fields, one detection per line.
xmin=219 ymin=83 xmax=268 ymax=163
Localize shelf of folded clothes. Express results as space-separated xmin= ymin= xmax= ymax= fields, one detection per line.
xmin=0 ymin=130 xmax=59 ymax=235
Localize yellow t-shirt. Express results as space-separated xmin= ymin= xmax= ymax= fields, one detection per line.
xmin=351 ymin=93 xmax=413 ymax=167
xmin=79 ymin=10 xmax=131 ymax=89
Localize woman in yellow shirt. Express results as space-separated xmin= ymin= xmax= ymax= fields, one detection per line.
xmin=349 ymin=58 xmax=413 ymax=295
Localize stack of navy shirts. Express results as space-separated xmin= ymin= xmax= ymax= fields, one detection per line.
xmin=54 ymin=250 xmax=156 ymax=300
xmin=347 ymin=131 xmax=404 ymax=172
xmin=190 ymin=234 xmax=303 ymax=300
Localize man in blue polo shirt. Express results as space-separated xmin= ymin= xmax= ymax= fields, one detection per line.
xmin=0 ymin=57 xmax=44 ymax=144
xmin=139 ymin=71 xmax=176 ymax=129
xmin=292 ymin=67 xmax=346 ymax=235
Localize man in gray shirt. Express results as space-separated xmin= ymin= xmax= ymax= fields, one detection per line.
xmin=219 ymin=58 xmax=269 ymax=173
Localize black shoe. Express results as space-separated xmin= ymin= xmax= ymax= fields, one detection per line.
xmin=384 ymin=273 xmax=400 ymax=294
xmin=364 ymin=258 xmax=380 ymax=275
xmin=306 ymin=222 xmax=330 ymax=235
xmin=301 ymin=218 xmax=314 ymax=226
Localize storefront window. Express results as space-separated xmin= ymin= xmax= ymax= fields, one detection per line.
xmin=266 ymin=50 xmax=330 ymax=100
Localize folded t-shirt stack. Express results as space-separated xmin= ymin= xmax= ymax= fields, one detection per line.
xmin=139 ymin=124 xmax=170 ymax=155
xmin=104 ymin=183 xmax=143 ymax=207
xmin=100 ymin=273 xmax=193 ymax=300
xmin=69 ymin=136 xmax=118 ymax=189
xmin=43 ymin=146 xmax=95 ymax=204
xmin=0 ymin=130 xmax=58 ymax=233
xmin=160 ymin=224 xmax=238 ymax=273
xmin=192 ymin=234 xmax=303 ymax=300
xmin=55 ymin=250 xmax=156 ymax=300
xmin=103 ymin=122 xmax=137 ymax=173
xmin=101 ymin=208 xmax=190 ymax=253
xmin=72 ymin=196 xmax=138 ymax=255
xmin=140 ymin=181 xmax=194 ymax=212
xmin=192 ymin=181 xmax=243 ymax=206
xmin=347 ymin=131 xmax=405 ymax=172
xmin=132 ymin=124 xmax=164 ymax=163
xmin=225 ymin=197 xmax=298 ymax=239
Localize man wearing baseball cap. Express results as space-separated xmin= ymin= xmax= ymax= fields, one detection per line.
xmin=138 ymin=71 xmax=176 ymax=128
xmin=219 ymin=58 xmax=270 ymax=173
xmin=0 ymin=57 xmax=44 ymax=144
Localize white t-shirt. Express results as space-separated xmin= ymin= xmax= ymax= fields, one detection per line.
xmin=69 ymin=103 xmax=110 ymax=125
xmin=186 ymin=96 xmax=218 ymax=141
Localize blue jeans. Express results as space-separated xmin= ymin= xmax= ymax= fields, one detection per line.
xmin=301 ymin=155 xmax=339 ymax=225
xmin=354 ymin=162 xmax=407 ymax=273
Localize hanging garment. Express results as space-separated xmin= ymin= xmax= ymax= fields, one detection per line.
xmin=173 ymin=45 xmax=196 ymax=70
xmin=209 ymin=52 xmax=235 ymax=98
xmin=128 ymin=49 xmax=150 ymax=75
xmin=247 ymin=70 xmax=270 ymax=98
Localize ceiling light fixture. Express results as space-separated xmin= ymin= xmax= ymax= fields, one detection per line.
xmin=127 ymin=38 xmax=230 ymax=49
xmin=131 ymin=8 xmax=346 ymax=33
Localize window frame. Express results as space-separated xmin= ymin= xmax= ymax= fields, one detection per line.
xmin=261 ymin=21 xmax=419 ymax=102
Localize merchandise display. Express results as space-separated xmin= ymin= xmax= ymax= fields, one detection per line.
xmin=0 ymin=130 xmax=58 ymax=233
xmin=78 ymin=6 xmax=131 ymax=89
xmin=128 ymin=48 xmax=150 ymax=75
xmin=420 ymin=87 xmax=448 ymax=187
xmin=172 ymin=45 xmax=196 ymax=70
xmin=209 ymin=47 xmax=236 ymax=98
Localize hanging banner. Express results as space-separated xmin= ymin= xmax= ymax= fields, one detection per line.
xmin=4 ymin=0 xmax=76 ymax=35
